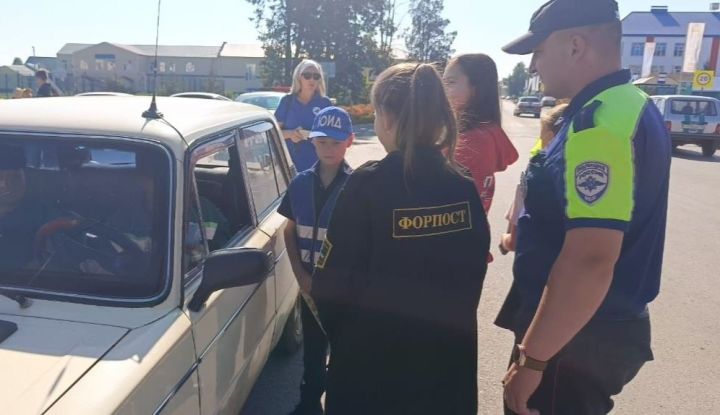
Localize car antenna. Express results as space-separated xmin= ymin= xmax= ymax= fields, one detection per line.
xmin=142 ymin=0 xmax=163 ymax=120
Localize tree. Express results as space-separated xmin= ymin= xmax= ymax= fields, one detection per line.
xmin=405 ymin=0 xmax=456 ymax=64
xmin=506 ymin=62 xmax=529 ymax=97
xmin=12 ymin=57 xmax=23 ymax=65
xmin=247 ymin=0 xmax=388 ymax=104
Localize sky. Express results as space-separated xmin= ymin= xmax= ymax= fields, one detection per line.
xmin=0 ymin=0 xmax=713 ymax=78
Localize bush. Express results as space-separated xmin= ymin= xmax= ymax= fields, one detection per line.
xmin=342 ymin=104 xmax=374 ymax=124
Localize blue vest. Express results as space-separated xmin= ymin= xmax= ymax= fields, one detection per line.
xmin=289 ymin=163 xmax=352 ymax=271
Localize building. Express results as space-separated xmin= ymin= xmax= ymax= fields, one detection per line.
xmin=0 ymin=65 xmax=36 ymax=97
xmin=621 ymin=4 xmax=720 ymax=79
xmin=57 ymin=42 xmax=264 ymax=96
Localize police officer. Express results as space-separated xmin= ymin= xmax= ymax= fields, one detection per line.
xmin=498 ymin=1 xmax=671 ymax=414
xmin=311 ymin=63 xmax=491 ymax=415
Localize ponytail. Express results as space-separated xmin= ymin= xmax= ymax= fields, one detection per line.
xmin=372 ymin=63 xmax=459 ymax=178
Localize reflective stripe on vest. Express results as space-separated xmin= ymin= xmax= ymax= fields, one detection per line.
xmin=288 ymin=169 xmax=348 ymax=270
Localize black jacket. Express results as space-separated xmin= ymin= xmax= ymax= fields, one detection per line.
xmin=312 ymin=147 xmax=490 ymax=415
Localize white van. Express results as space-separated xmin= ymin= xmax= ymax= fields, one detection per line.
xmin=651 ymin=95 xmax=720 ymax=157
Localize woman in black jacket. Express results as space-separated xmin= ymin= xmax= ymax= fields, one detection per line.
xmin=311 ymin=63 xmax=491 ymax=415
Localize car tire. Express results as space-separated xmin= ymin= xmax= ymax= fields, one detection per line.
xmin=701 ymin=142 xmax=717 ymax=157
xmin=275 ymin=295 xmax=303 ymax=355
xmin=534 ymin=113 xmax=541 ymax=118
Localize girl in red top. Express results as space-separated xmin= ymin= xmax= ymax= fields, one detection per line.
xmin=444 ymin=53 xmax=519 ymax=212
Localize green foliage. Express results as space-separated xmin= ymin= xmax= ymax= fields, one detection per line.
xmin=247 ymin=0 xmax=398 ymax=104
xmin=405 ymin=0 xmax=456 ymax=64
xmin=505 ymin=62 xmax=529 ymax=97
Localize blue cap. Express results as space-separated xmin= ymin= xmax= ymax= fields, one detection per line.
xmin=309 ymin=106 xmax=353 ymax=141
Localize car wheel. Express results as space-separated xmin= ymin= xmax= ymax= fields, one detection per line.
xmin=276 ymin=295 xmax=303 ymax=355
xmin=701 ymin=142 xmax=717 ymax=157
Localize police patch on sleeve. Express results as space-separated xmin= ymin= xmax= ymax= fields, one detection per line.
xmin=315 ymin=238 xmax=333 ymax=270
xmin=393 ymin=202 xmax=472 ymax=239
xmin=575 ymin=161 xmax=609 ymax=205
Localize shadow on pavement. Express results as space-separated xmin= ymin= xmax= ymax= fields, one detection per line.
xmin=240 ymin=348 xmax=304 ymax=415
xmin=672 ymin=147 xmax=720 ymax=163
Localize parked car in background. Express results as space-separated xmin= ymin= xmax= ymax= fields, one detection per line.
xmin=514 ymin=96 xmax=542 ymax=118
xmin=651 ymin=95 xmax=720 ymax=157
xmin=235 ymin=91 xmax=286 ymax=111
xmin=541 ymin=96 xmax=557 ymax=107
xmin=76 ymin=92 xmax=134 ymax=96
xmin=0 ymin=96 xmax=302 ymax=414
xmin=170 ymin=92 xmax=232 ymax=101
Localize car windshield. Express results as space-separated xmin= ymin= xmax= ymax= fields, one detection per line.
xmin=239 ymin=95 xmax=282 ymax=110
xmin=520 ymin=97 xmax=539 ymax=103
xmin=0 ymin=136 xmax=171 ymax=300
xmin=670 ymin=99 xmax=718 ymax=116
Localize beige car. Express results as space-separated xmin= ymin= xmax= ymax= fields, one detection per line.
xmin=0 ymin=96 xmax=302 ymax=414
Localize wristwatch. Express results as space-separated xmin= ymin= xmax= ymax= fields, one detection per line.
xmin=514 ymin=344 xmax=548 ymax=372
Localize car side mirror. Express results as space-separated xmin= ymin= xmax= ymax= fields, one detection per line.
xmin=188 ymin=248 xmax=274 ymax=312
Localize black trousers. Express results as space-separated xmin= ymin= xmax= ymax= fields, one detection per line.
xmin=504 ymin=316 xmax=654 ymax=415
xmin=299 ymin=299 xmax=329 ymax=407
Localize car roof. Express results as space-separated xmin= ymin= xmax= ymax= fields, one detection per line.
xmin=170 ymin=92 xmax=232 ymax=101
xmin=0 ymin=96 xmax=273 ymax=153
xmin=76 ymin=92 xmax=134 ymax=97
xmin=651 ymin=95 xmax=719 ymax=101
xmin=236 ymin=91 xmax=286 ymax=98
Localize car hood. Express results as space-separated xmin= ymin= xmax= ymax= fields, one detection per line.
xmin=0 ymin=314 xmax=127 ymax=414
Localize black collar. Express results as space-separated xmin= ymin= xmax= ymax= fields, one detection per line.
xmin=309 ymin=160 xmax=352 ymax=178
xmin=564 ymin=69 xmax=631 ymax=120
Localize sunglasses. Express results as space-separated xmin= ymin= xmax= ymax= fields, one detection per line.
xmin=301 ymin=72 xmax=322 ymax=81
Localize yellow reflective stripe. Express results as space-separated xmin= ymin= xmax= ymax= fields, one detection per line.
xmin=564 ymin=84 xmax=647 ymax=221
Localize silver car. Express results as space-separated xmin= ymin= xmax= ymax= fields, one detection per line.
xmin=0 ymin=96 xmax=302 ymax=414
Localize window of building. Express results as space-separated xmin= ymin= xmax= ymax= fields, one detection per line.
xmin=169 ymin=63 xmax=176 ymax=72
xmin=654 ymin=43 xmax=667 ymax=57
xmin=631 ymin=42 xmax=644 ymax=56
xmin=629 ymin=65 xmax=642 ymax=76
xmin=159 ymin=62 xmax=166 ymax=73
xmin=186 ymin=62 xmax=196 ymax=73
xmin=673 ymin=66 xmax=683 ymax=73
xmin=650 ymin=65 xmax=666 ymax=74
xmin=246 ymin=64 xmax=257 ymax=81
xmin=674 ymin=43 xmax=685 ymax=57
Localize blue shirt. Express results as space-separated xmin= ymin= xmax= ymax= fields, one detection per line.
xmin=274 ymin=93 xmax=332 ymax=172
xmin=513 ymin=70 xmax=671 ymax=320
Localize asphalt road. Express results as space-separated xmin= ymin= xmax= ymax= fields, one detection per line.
xmin=241 ymin=100 xmax=720 ymax=414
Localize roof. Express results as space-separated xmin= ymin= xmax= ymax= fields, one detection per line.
xmin=220 ymin=43 xmax=265 ymax=58
xmin=25 ymin=56 xmax=60 ymax=69
xmin=57 ymin=43 xmax=92 ymax=55
xmin=58 ymin=42 xmax=264 ymax=59
xmin=0 ymin=65 xmax=36 ymax=77
xmin=622 ymin=11 xmax=720 ymax=37
xmin=652 ymin=94 xmax=719 ymax=101
xmin=0 ymin=97 xmax=274 ymax=154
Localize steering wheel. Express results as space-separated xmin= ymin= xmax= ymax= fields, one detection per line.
xmin=33 ymin=216 xmax=148 ymax=274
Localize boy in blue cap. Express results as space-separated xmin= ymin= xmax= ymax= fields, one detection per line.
xmin=278 ymin=106 xmax=354 ymax=415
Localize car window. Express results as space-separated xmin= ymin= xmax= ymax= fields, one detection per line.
xmin=190 ymin=135 xmax=251 ymax=257
xmin=520 ymin=97 xmax=539 ymax=103
xmin=670 ymin=99 xmax=718 ymax=116
xmin=241 ymin=96 xmax=281 ymax=110
xmin=183 ymin=184 xmax=207 ymax=274
xmin=239 ymin=124 xmax=286 ymax=220
xmin=0 ymin=136 xmax=171 ymax=301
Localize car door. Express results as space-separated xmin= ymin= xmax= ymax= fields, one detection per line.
xmin=182 ymin=129 xmax=277 ymax=415
xmin=239 ymin=122 xmax=296 ymax=340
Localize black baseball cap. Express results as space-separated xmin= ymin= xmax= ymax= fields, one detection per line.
xmin=503 ymin=0 xmax=620 ymax=55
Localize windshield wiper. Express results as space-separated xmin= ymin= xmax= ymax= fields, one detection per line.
xmin=0 ymin=290 xmax=31 ymax=309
